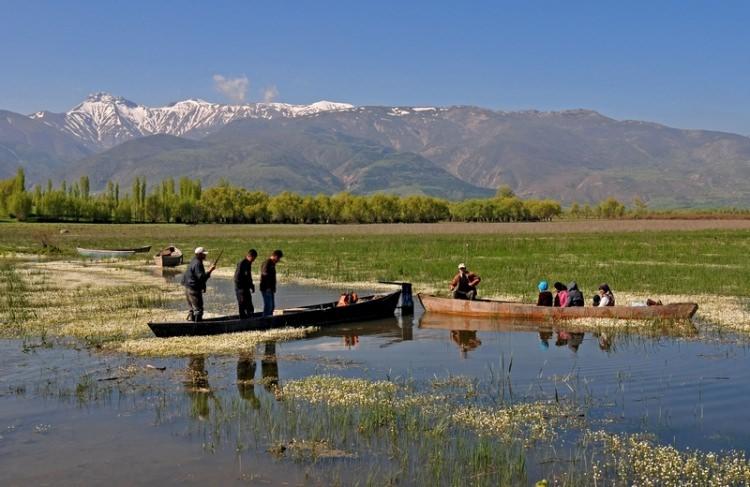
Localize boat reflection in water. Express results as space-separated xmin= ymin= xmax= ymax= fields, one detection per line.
xmin=308 ymin=316 xmax=414 ymax=350
xmin=419 ymin=310 xmax=698 ymax=357
xmin=419 ymin=313 xmax=600 ymax=357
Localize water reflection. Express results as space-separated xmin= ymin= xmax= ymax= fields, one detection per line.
xmin=538 ymin=331 xmax=553 ymax=350
xmin=150 ymin=266 xmax=183 ymax=283
xmin=308 ymin=317 xmax=414 ymax=349
xmin=184 ymin=346 xmax=283 ymax=417
xmin=420 ymin=313 xmax=602 ymax=356
xmin=450 ymin=330 xmax=482 ymax=358
xmin=419 ymin=311 xmax=699 ymax=357
xmin=261 ymin=342 xmax=279 ymax=393
xmin=183 ymin=356 xmax=212 ymax=420
xmin=237 ymin=351 xmax=259 ymax=408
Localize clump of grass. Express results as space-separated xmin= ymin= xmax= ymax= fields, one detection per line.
xmin=268 ymin=438 xmax=357 ymax=460
xmin=585 ymin=430 xmax=750 ymax=486
xmin=0 ymin=260 xmax=36 ymax=330
xmin=114 ymin=327 xmax=318 ymax=357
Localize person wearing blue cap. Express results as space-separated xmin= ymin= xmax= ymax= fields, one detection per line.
xmin=536 ymin=280 xmax=553 ymax=306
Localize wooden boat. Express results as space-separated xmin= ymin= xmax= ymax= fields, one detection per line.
xmin=148 ymin=290 xmax=402 ymax=338
xmin=418 ymin=294 xmax=698 ymax=321
xmin=154 ymin=246 xmax=183 ymax=267
xmin=77 ymin=245 xmax=151 ymax=259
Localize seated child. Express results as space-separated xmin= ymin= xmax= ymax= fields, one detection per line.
xmin=536 ymin=281 xmax=553 ymax=306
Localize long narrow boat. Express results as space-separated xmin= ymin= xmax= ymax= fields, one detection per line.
xmin=77 ymin=245 xmax=151 ymax=259
xmin=154 ymin=246 xmax=183 ymax=267
xmin=418 ymin=294 xmax=698 ymax=321
xmin=148 ymin=290 xmax=402 ymax=338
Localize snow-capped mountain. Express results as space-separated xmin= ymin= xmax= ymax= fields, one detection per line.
xmin=7 ymin=91 xmax=750 ymax=205
xmin=30 ymin=92 xmax=355 ymax=150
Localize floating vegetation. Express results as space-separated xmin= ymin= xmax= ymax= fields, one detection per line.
xmin=0 ymin=256 xmax=184 ymax=343
xmin=115 ymin=327 xmax=318 ymax=357
xmin=586 ymin=430 xmax=750 ymax=486
xmin=282 ymin=375 xmax=399 ymax=407
xmin=451 ymin=402 xmax=584 ymax=445
xmin=281 ymin=375 xmax=582 ymax=444
xmin=616 ymin=292 xmax=750 ymax=334
xmin=564 ymin=316 xmax=699 ymax=338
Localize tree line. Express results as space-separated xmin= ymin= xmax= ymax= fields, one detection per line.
xmin=1 ymin=169 xmax=746 ymax=224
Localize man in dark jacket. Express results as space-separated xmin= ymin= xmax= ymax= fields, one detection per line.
xmin=450 ymin=263 xmax=481 ymax=300
xmin=182 ymin=247 xmax=216 ymax=321
xmin=234 ymin=249 xmax=258 ymax=319
xmin=564 ymin=281 xmax=585 ymax=307
xmin=260 ymin=249 xmax=283 ymax=316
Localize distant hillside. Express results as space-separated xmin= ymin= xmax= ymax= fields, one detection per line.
xmin=71 ymin=126 xmax=493 ymax=199
xmin=4 ymin=93 xmax=750 ymax=205
xmin=0 ymin=110 xmax=91 ymax=181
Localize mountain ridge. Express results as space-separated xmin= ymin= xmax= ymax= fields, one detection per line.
xmin=3 ymin=93 xmax=750 ymax=206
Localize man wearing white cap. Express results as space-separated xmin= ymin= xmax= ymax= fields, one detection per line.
xmin=181 ymin=246 xmax=216 ymax=321
xmin=450 ymin=263 xmax=481 ymax=300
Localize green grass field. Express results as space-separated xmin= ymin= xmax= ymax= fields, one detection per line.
xmin=2 ymin=221 xmax=749 ymax=298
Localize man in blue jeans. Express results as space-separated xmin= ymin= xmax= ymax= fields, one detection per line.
xmin=260 ymin=249 xmax=283 ymax=316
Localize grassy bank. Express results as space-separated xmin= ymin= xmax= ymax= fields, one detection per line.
xmin=2 ymin=221 xmax=748 ymax=298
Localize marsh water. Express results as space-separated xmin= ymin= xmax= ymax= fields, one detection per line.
xmin=2 ymin=276 xmax=750 ymax=485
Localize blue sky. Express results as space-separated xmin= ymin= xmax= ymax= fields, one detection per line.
xmin=2 ymin=1 xmax=749 ymax=134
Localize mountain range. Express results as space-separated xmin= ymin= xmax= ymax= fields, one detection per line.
xmin=2 ymin=92 xmax=750 ymax=205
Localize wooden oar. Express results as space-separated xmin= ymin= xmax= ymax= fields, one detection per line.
xmin=212 ymin=249 xmax=224 ymax=268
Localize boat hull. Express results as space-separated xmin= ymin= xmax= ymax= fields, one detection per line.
xmin=148 ymin=291 xmax=402 ymax=338
xmin=154 ymin=248 xmax=183 ymax=267
xmin=417 ymin=294 xmax=698 ymax=321
xmin=77 ymin=247 xmax=135 ymax=258
xmin=77 ymin=246 xmax=151 ymax=259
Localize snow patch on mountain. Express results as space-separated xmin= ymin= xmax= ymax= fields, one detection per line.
xmin=29 ymin=92 xmax=356 ymax=150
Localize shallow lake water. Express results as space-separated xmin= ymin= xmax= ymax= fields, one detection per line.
xmin=2 ymin=277 xmax=750 ymax=485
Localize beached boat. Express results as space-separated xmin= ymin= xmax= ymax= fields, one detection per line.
xmin=77 ymin=245 xmax=151 ymax=259
xmin=148 ymin=290 xmax=402 ymax=338
xmin=154 ymin=246 xmax=183 ymax=267
xmin=417 ymin=294 xmax=698 ymax=321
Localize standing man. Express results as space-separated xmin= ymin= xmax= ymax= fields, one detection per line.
xmin=260 ymin=249 xmax=283 ymax=316
xmin=182 ymin=247 xmax=215 ymax=321
xmin=450 ymin=263 xmax=481 ymax=300
xmin=234 ymin=248 xmax=258 ymax=319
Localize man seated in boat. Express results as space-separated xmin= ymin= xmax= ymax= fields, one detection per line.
xmin=450 ymin=263 xmax=481 ymax=300
xmin=159 ymin=246 xmax=176 ymax=256
xmin=337 ymin=291 xmax=359 ymax=307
